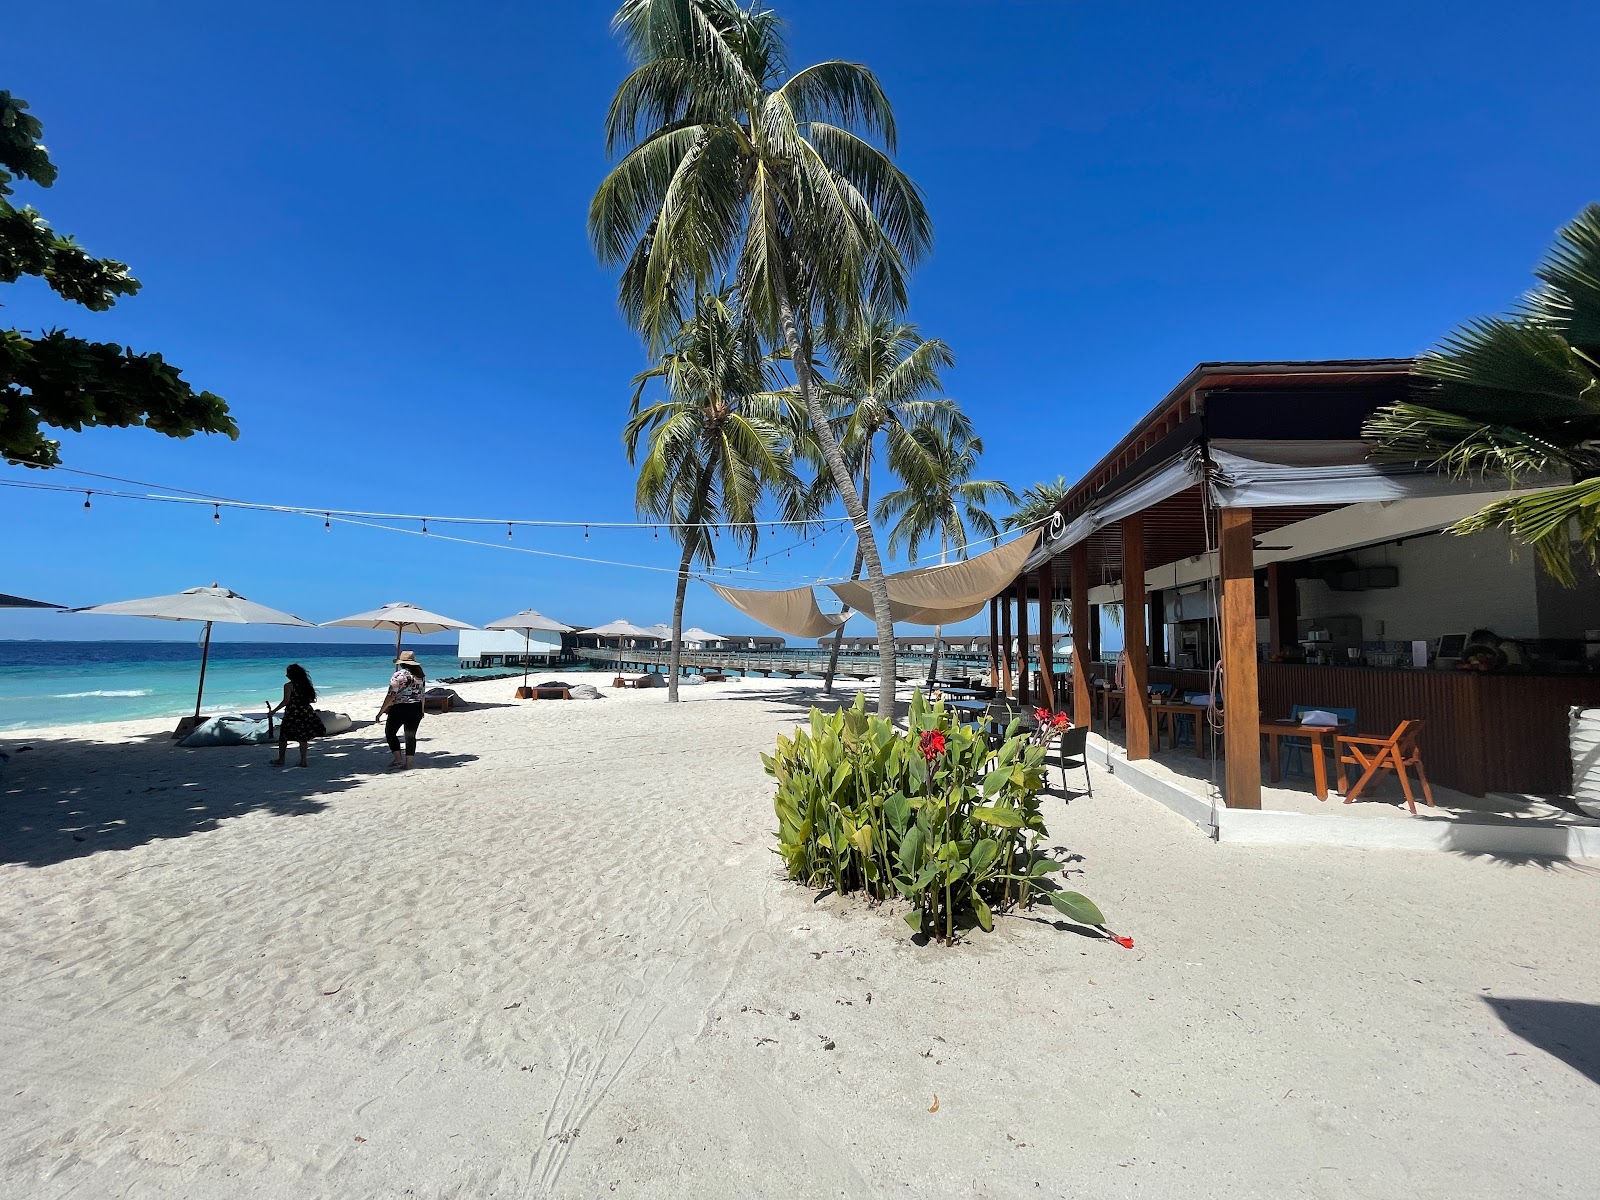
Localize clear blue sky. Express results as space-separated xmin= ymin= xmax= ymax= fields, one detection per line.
xmin=4 ymin=0 xmax=1598 ymax=644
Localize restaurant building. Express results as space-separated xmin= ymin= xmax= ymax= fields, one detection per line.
xmin=987 ymin=359 xmax=1600 ymax=818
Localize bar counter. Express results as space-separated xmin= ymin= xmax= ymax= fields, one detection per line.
xmin=1088 ymin=662 xmax=1600 ymax=796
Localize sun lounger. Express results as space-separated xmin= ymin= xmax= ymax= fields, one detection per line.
xmin=423 ymin=688 xmax=459 ymax=713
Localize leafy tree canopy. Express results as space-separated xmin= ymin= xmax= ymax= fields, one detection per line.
xmin=1 ymin=90 xmax=234 ymax=467
xmin=1366 ymin=203 xmax=1600 ymax=584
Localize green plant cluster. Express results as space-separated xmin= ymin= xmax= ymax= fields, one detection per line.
xmin=765 ymin=691 xmax=1105 ymax=944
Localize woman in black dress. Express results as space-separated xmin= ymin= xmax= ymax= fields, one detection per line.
xmin=269 ymin=663 xmax=325 ymax=767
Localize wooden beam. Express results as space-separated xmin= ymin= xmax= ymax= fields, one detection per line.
xmin=999 ymin=587 xmax=1013 ymax=698
xmin=1220 ymin=506 xmax=1262 ymax=809
xmin=988 ymin=596 xmax=1000 ymax=688
xmin=1016 ymin=581 xmax=1031 ymax=707
xmin=1071 ymin=544 xmax=1092 ymax=728
xmin=1036 ymin=563 xmax=1056 ymax=711
xmin=1121 ymin=515 xmax=1151 ymax=760
xmin=1266 ymin=561 xmax=1298 ymax=659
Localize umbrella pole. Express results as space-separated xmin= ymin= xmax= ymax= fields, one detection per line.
xmin=524 ymin=629 xmax=532 ymax=688
xmin=395 ymin=625 xmax=404 ymax=659
xmin=194 ymin=621 xmax=214 ymax=718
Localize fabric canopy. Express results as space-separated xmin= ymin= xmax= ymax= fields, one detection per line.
xmin=831 ymin=530 xmax=1041 ymax=626
xmin=483 ymin=608 xmax=573 ymax=633
xmin=74 ymin=584 xmax=314 ymax=626
xmin=322 ymin=602 xmax=474 ymax=634
xmin=0 ymin=592 xmax=63 ymax=609
xmin=1021 ymin=454 xmax=1204 ymax=572
xmin=1204 ymin=440 xmax=1565 ymax=508
xmin=708 ymin=583 xmax=851 ymax=639
xmin=581 ymin=618 xmax=658 ymax=638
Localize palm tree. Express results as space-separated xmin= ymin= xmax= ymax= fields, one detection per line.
xmin=1366 ymin=203 xmax=1600 ymax=584
xmin=624 ymin=290 xmax=809 ymax=702
xmin=591 ymin=0 xmax=932 ymax=715
xmin=874 ymin=425 xmax=1017 ymax=681
xmin=816 ymin=309 xmax=968 ymax=692
xmin=1004 ymin=476 xmax=1070 ymax=531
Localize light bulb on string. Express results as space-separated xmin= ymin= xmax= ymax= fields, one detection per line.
xmin=422 ymin=519 xmax=428 ymax=535
xmin=584 ymin=524 xmax=589 ymax=541
xmin=213 ymin=504 xmax=220 ymax=525
xmin=507 ymin=523 xmax=513 ymax=540
xmin=325 ymin=513 xmax=331 ymax=532
xmin=83 ymin=491 xmax=92 ymax=510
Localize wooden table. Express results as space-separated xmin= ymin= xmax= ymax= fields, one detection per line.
xmin=1151 ymin=701 xmax=1213 ymax=758
xmin=1259 ymin=719 xmax=1353 ymax=800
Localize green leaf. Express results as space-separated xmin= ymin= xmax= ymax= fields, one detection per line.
xmin=970 ymin=805 xmax=1024 ymax=829
xmin=1029 ymin=857 xmax=1061 ymax=876
xmin=885 ymin=790 xmax=911 ymax=835
xmin=1044 ymin=890 xmax=1105 ymax=927
xmin=969 ymin=838 xmax=999 ymax=877
xmin=904 ymin=908 xmax=925 ymax=932
xmin=971 ymin=890 xmax=993 ymax=933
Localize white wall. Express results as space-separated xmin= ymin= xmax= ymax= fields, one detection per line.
xmin=1296 ymin=528 xmax=1539 ymax=642
xmin=457 ymin=630 xmax=562 ymax=658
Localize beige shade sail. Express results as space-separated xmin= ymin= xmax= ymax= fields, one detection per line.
xmin=707 ymin=583 xmax=852 ymax=639
xmin=828 ymin=530 xmax=1040 ymax=626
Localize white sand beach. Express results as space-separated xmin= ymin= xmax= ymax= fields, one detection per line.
xmin=2 ymin=676 xmax=1598 ymax=1198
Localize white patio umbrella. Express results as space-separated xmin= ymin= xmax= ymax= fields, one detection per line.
xmin=320 ymin=601 xmax=476 ymax=658
xmin=70 ymin=583 xmax=315 ymax=722
xmin=644 ymin=623 xmax=675 ymax=641
xmin=483 ymin=608 xmax=575 ymax=689
xmin=677 ymin=626 xmax=728 ymax=648
xmin=581 ymin=618 xmax=657 ymax=648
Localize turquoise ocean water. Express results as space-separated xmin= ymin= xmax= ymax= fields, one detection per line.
xmin=0 ymin=641 xmax=559 ymax=732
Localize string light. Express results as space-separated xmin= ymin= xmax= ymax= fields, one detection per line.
xmin=212 ymin=504 xmax=220 ymax=525
xmin=507 ymin=522 xmax=513 ymax=539
xmin=325 ymin=512 xmax=331 ymax=531
xmin=83 ymin=491 xmax=91 ymax=510
xmin=584 ymin=524 xmax=589 ymax=541
xmin=422 ymin=518 xmax=429 ymax=535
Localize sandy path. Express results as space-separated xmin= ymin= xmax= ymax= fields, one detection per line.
xmin=1 ymin=677 xmax=1597 ymax=1198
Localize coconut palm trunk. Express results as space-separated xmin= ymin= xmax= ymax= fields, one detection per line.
xmin=666 ymin=470 xmax=714 ymax=703
xmin=772 ymin=273 xmax=897 ymax=716
xmin=822 ymin=456 xmax=869 ymax=694
xmin=927 ymin=530 xmax=947 ymax=684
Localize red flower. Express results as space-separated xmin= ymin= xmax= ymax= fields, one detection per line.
xmin=919 ymin=730 xmax=947 ymax=761
xmin=1110 ymin=934 xmax=1134 ymax=949
xmin=1033 ymin=707 xmax=1050 ymax=723
xmin=1052 ymin=712 xmax=1072 ymax=729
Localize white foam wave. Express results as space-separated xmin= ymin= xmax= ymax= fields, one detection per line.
xmin=51 ymin=689 xmax=155 ymax=699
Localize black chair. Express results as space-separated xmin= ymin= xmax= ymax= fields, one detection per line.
xmin=1058 ymin=726 xmax=1091 ymax=797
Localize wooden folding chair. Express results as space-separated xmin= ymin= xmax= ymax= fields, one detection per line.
xmin=1334 ymin=720 xmax=1434 ymax=813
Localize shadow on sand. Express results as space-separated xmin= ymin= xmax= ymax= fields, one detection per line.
xmin=1483 ymin=997 xmax=1600 ymax=1085
xmin=0 ymin=722 xmax=476 ymax=868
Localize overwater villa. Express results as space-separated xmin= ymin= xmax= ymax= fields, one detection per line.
xmin=979 ymin=359 xmax=1600 ymax=855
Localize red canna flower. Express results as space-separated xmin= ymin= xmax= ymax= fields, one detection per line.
xmin=1110 ymin=934 xmax=1134 ymax=949
xmin=919 ymin=730 xmax=947 ymax=761
xmin=1053 ymin=712 xmax=1072 ymax=729
xmin=1033 ymin=707 xmax=1050 ymax=723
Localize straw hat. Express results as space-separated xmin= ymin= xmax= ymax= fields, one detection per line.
xmin=394 ymin=650 xmax=422 ymax=666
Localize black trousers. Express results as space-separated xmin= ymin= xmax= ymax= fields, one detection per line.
xmin=385 ymin=702 xmax=423 ymax=756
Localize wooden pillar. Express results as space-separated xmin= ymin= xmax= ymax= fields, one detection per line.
xmin=1036 ymin=563 xmax=1056 ymax=711
xmin=1220 ymin=507 xmax=1262 ymax=809
xmin=1071 ymin=544 xmax=1092 ymax=728
xmin=999 ymin=587 xmax=1014 ymax=697
xmin=1121 ymin=515 xmax=1151 ymax=760
xmin=987 ymin=597 xmax=1000 ymax=688
xmin=1266 ymin=561 xmax=1298 ymax=659
xmin=1016 ymin=582 xmax=1031 ymax=707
